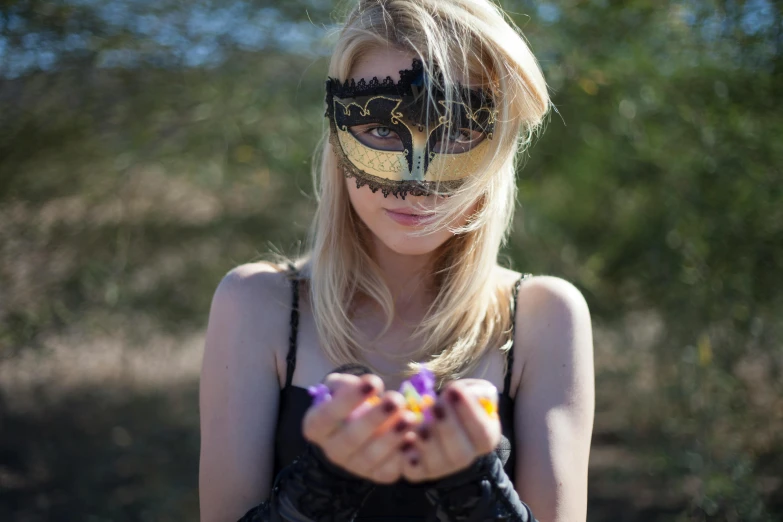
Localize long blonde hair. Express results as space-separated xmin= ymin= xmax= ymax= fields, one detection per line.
xmin=294 ymin=0 xmax=549 ymax=385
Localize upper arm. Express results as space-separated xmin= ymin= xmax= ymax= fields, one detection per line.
xmin=512 ymin=276 xmax=595 ymax=522
xmin=199 ymin=263 xmax=290 ymax=522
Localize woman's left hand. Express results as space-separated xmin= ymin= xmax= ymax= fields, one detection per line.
xmin=400 ymin=378 xmax=501 ymax=482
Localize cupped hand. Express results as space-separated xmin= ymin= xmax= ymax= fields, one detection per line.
xmin=302 ymin=372 xmax=418 ymax=484
xmin=401 ymin=378 xmax=501 ymax=482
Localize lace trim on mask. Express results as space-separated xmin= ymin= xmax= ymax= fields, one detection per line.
xmin=328 ymin=128 xmax=462 ymax=199
xmin=324 ymin=59 xmax=494 ymax=115
xmin=325 ymin=57 xmax=424 ymax=99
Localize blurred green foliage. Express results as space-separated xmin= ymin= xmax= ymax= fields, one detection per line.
xmin=0 ymin=0 xmax=781 ymax=520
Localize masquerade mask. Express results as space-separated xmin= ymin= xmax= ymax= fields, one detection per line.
xmin=325 ymin=59 xmax=497 ymax=199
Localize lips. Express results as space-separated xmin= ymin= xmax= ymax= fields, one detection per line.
xmin=384 ymin=208 xmax=434 ymax=226
xmin=386 ymin=208 xmax=425 ymax=216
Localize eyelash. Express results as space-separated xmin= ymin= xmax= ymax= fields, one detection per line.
xmin=368 ymin=126 xmax=397 ymax=139
xmin=363 ymin=125 xmax=476 ymax=142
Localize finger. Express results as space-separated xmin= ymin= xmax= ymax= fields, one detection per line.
xmin=371 ymin=391 xmax=409 ymax=435
xmin=408 ymin=420 xmax=449 ymax=481
xmin=358 ymin=409 xmax=417 ymax=468
xmin=302 ymin=373 xmax=382 ymax=444
xmin=323 ymin=371 xmax=384 ymax=393
xmin=430 ymin=400 xmax=476 ymax=472
xmin=444 ymin=386 xmax=501 ymax=455
xmin=323 ymin=391 xmax=405 ymax=465
xmin=399 ymin=432 xmax=427 ymax=482
xmin=361 ymin=411 xmax=417 ymax=483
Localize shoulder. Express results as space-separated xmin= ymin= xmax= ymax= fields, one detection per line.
xmin=204 ymin=262 xmax=296 ymax=383
xmin=494 ymin=266 xmax=590 ymax=331
xmin=515 ymin=274 xmax=593 ymax=382
xmin=212 ymin=262 xmax=294 ymax=316
xmin=502 ymin=270 xmax=593 ymax=394
xmin=516 ymin=275 xmax=590 ymax=322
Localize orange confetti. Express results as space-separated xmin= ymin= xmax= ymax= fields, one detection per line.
xmin=479 ymin=397 xmax=499 ymax=419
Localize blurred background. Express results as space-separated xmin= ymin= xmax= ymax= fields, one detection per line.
xmin=0 ymin=0 xmax=781 ymax=520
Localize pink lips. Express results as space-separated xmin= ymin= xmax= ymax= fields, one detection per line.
xmin=384 ymin=208 xmax=434 ymax=226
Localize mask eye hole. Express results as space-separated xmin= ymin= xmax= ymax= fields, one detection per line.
xmin=431 ymin=126 xmax=486 ymax=154
xmin=349 ymin=124 xmax=405 ymax=152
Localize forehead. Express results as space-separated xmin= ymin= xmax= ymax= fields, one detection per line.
xmin=349 ymin=47 xmax=477 ymax=88
xmin=349 ymin=46 xmax=417 ymax=83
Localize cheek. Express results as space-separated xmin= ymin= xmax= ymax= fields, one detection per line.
xmin=345 ymin=178 xmax=384 ymax=219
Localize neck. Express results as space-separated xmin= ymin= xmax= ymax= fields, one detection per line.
xmin=369 ymin=239 xmax=436 ymax=319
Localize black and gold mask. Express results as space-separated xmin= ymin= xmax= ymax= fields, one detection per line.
xmin=325 ymin=59 xmax=497 ymax=199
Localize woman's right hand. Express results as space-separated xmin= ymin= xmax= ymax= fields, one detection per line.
xmin=302 ymin=372 xmax=417 ymax=484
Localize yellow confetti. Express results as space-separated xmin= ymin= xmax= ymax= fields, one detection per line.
xmin=479 ymin=397 xmax=499 ymax=419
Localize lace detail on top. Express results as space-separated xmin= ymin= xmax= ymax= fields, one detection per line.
xmin=285 ymin=263 xmax=300 ymax=388
xmin=504 ymin=273 xmax=530 ymax=397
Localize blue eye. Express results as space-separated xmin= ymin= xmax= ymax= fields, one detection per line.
xmin=348 ymin=124 xmax=404 ymax=151
xmin=372 ymin=127 xmax=393 ymax=138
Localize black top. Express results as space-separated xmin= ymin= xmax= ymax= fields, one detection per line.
xmin=273 ymin=271 xmax=529 ymax=520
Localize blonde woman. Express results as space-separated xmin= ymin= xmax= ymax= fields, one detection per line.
xmin=199 ymin=1 xmax=594 ymax=520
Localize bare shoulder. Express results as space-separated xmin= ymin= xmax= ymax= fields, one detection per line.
xmin=499 ymin=269 xmax=593 ymax=395
xmin=517 ymin=275 xmax=590 ymax=318
xmin=205 ymin=262 xmax=294 ymax=386
xmin=515 ymin=275 xmax=592 ymax=364
xmin=214 ymin=261 xmax=293 ymax=315
xmin=496 ymin=266 xmax=586 ymax=303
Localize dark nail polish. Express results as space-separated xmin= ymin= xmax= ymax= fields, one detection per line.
xmin=394 ymin=419 xmax=408 ymax=433
xmin=410 ymin=457 xmax=419 ymax=466
xmin=447 ymin=389 xmax=461 ymax=404
xmin=433 ymin=404 xmax=446 ymax=420
xmin=382 ymin=400 xmax=397 ymax=414
xmin=400 ymin=441 xmax=413 ymax=452
xmin=359 ymin=382 xmax=374 ymax=395
xmin=419 ymin=426 xmax=430 ymax=441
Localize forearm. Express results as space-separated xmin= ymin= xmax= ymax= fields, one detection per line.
xmin=238 ymin=444 xmax=375 ymax=522
xmin=425 ymin=452 xmax=537 ymax=522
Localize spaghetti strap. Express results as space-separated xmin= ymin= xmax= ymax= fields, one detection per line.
xmin=503 ymin=273 xmax=531 ymax=397
xmin=284 ymin=263 xmax=300 ymax=389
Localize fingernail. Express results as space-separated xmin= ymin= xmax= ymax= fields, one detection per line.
xmin=359 ymin=382 xmax=374 ymax=395
xmin=394 ymin=419 xmax=408 ymax=433
xmin=433 ymin=404 xmax=446 ymax=420
xmin=382 ymin=400 xmax=397 ymax=414
xmin=400 ymin=441 xmax=413 ymax=452
xmin=447 ymin=389 xmax=461 ymax=404
xmin=410 ymin=457 xmax=419 ymax=466
xmin=418 ymin=426 xmax=431 ymax=441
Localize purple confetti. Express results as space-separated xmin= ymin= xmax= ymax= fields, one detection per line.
xmin=407 ymin=366 xmax=436 ymax=398
xmin=399 ymin=366 xmax=437 ymax=423
xmin=308 ymin=383 xmax=332 ymax=406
